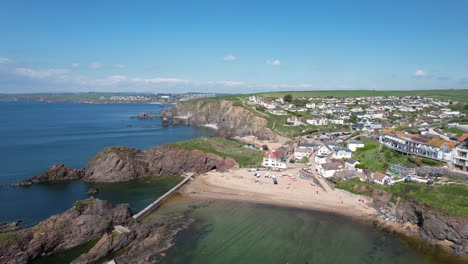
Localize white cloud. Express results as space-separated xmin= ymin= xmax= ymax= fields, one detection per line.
xmin=223 ymin=55 xmax=237 ymax=62
xmin=71 ymin=63 xmax=80 ymax=68
xmin=89 ymin=61 xmax=103 ymax=69
xmin=412 ymin=69 xmax=429 ymax=78
xmin=266 ymin=59 xmax=281 ymax=66
xmin=15 ymin=67 xmax=70 ymax=78
xmin=206 ymin=81 xmax=247 ymax=87
xmin=130 ymin=77 xmax=191 ymax=84
xmin=114 ymin=64 xmax=126 ymax=69
xmin=0 ymin=57 xmax=11 ymax=64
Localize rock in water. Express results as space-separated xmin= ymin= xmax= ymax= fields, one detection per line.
xmin=0 ymin=198 xmax=134 ymax=264
xmin=135 ymin=112 xmax=154 ymax=119
xmin=87 ymin=188 xmax=99 ymax=195
xmin=12 ymin=164 xmax=85 ymax=186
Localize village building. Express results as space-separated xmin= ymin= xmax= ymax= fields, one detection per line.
xmin=332 ymin=147 xmax=352 ymax=159
xmin=294 ymin=147 xmax=313 ymax=160
xmin=333 ymin=170 xmax=359 ymax=182
xmin=262 ymin=150 xmax=287 ymax=169
xmin=381 ymin=130 xmax=455 ymax=162
xmin=286 ymin=116 xmax=302 ymax=126
xmin=317 ymin=162 xmax=340 ymax=178
xmin=314 ymin=154 xmax=327 ymax=164
xmin=306 ymin=117 xmax=328 ymax=126
xmin=372 ymin=172 xmax=390 ymax=185
xmin=453 ymin=139 xmax=468 ymax=172
xmin=347 ymin=140 xmax=365 ymax=152
xmin=345 ymin=159 xmax=360 ymax=170
xmin=316 ymin=144 xmax=333 ymax=156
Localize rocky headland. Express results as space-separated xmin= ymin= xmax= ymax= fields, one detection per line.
xmin=162 ymin=99 xmax=277 ymax=140
xmin=369 ymin=189 xmax=468 ymax=256
xmin=0 ymin=198 xmax=134 ymax=264
xmin=13 ymin=144 xmax=237 ymax=185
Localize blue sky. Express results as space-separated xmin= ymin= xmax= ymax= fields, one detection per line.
xmin=0 ymin=0 xmax=467 ymax=93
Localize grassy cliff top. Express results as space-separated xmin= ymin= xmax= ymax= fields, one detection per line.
xmin=172 ymin=137 xmax=263 ymax=167
xmin=252 ymin=89 xmax=468 ymax=102
xmin=336 ymin=178 xmax=468 ymax=217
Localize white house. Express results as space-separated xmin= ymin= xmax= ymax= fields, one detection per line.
xmin=347 ymin=140 xmax=365 ymax=152
xmin=286 ymin=116 xmax=302 ymax=126
xmin=329 ymin=119 xmax=344 ymax=125
xmin=294 ymin=148 xmax=313 ymax=160
xmin=306 ymin=118 xmax=328 ymax=126
xmin=332 ymin=147 xmax=352 ymax=159
xmin=372 ymin=172 xmax=390 ymax=185
xmin=318 ymin=162 xmax=340 ymax=178
xmin=316 ymin=145 xmax=333 ymax=156
xmin=262 ymin=150 xmax=287 ymax=169
xmin=345 ymin=159 xmax=360 ymax=170
xmin=306 ymin=103 xmax=316 ymax=109
xmin=314 ymin=155 xmax=327 ymax=164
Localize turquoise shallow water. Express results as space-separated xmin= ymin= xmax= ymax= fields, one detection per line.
xmin=156 ymin=197 xmax=464 ymax=264
xmin=0 ymin=102 xmax=213 ymax=226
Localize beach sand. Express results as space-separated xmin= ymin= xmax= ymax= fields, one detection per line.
xmin=181 ymin=167 xmax=377 ymax=219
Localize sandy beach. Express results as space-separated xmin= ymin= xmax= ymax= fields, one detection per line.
xmin=181 ymin=167 xmax=377 ymax=219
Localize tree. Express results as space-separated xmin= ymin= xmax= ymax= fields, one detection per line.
xmin=283 ymin=94 xmax=293 ymax=102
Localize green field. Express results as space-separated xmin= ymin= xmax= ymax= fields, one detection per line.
xmin=252 ymin=89 xmax=468 ymax=102
xmin=352 ymin=137 xmax=415 ymax=172
xmin=336 ymin=178 xmax=468 ymax=216
xmin=443 ymin=127 xmax=466 ymax=137
xmin=173 ymin=136 xmax=263 ymax=167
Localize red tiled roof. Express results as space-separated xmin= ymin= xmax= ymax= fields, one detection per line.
xmin=373 ymin=172 xmax=387 ymax=180
xmin=459 ymin=134 xmax=468 ymax=142
xmin=264 ymin=149 xmax=283 ymax=159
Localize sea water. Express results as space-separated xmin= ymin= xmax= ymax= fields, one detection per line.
xmin=0 ymin=102 xmax=214 ymax=226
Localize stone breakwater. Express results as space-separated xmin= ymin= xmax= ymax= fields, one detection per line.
xmin=13 ymin=144 xmax=237 ymax=185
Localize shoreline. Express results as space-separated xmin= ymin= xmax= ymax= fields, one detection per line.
xmin=181 ymin=168 xmax=377 ymax=220
xmin=179 ymin=168 xmax=468 ymax=258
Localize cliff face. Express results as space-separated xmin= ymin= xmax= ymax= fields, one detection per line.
xmin=164 ymin=100 xmax=277 ymax=140
xmin=396 ymin=202 xmax=468 ymax=255
xmin=84 ymin=145 xmax=236 ymax=182
xmin=0 ymin=198 xmax=133 ymax=264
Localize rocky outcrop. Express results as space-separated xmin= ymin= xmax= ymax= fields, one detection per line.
xmin=72 ymin=216 xmax=193 ymax=264
xmin=14 ymin=145 xmax=237 ymax=185
xmin=396 ymin=202 xmax=468 ymax=255
xmin=134 ymin=112 xmax=154 ymax=119
xmin=12 ymin=164 xmax=85 ymax=186
xmin=163 ymin=99 xmax=277 ymax=140
xmin=84 ymin=145 xmax=236 ymax=182
xmin=0 ymin=221 xmax=21 ymax=233
xmin=0 ymin=198 xmax=134 ymax=264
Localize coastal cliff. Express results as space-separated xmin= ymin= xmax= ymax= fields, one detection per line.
xmin=396 ymin=202 xmax=468 ymax=255
xmin=14 ymin=144 xmax=237 ymax=185
xmin=163 ymin=99 xmax=277 ymax=140
xmin=0 ymin=198 xmax=133 ymax=264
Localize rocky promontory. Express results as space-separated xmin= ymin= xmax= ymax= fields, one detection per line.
xmin=163 ymin=99 xmax=277 ymax=140
xmin=14 ymin=144 xmax=237 ymax=185
xmin=0 ymin=198 xmax=134 ymax=264
xmin=12 ymin=164 xmax=85 ymax=187
xmin=84 ymin=144 xmax=236 ymax=182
